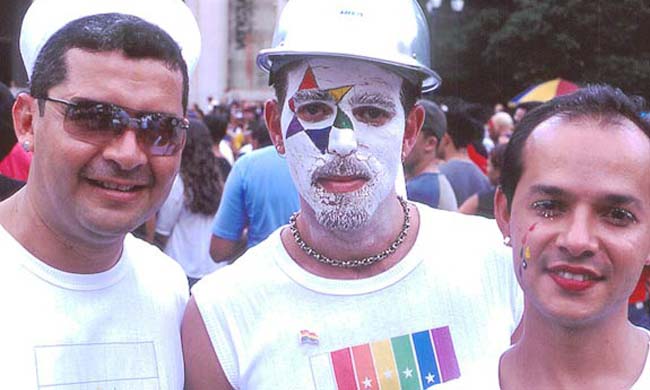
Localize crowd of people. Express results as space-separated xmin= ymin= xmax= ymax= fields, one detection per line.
xmin=1 ymin=0 xmax=650 ymax=389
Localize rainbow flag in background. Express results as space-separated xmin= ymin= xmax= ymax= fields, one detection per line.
xmin=310 ymin=326 xmax=460 ymax=390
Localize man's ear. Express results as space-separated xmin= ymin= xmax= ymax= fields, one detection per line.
xmin=423 ymin=134 xmax=439 ymax=153
xmin=264 ymin=99 xmax=285 ymax=155
xmin=494 ymin=186 xmax=512 ymax=240
xmin=402 ymin=103 xmax=424 ymax=158
xmin=12 ymin=92 xmax=37 ymax=151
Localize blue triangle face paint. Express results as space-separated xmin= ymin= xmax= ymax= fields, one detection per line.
xmin=305 ymin=127 xmax=332 ymax=154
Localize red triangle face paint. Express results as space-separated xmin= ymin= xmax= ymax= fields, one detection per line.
xmin=298 ymin=66 xmax=319 ymax=90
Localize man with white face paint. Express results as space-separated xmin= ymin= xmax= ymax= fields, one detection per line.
xmin=182 ymin=1 xmax=523 ymax=389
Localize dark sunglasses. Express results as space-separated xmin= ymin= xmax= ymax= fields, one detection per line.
xmin=37 ymin=96 xmax=188 ymax=156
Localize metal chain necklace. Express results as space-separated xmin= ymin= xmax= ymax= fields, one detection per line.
xmin=288 ymin=196 xmax=411 ymax=268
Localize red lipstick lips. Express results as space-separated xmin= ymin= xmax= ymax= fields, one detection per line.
xmin=547 ymin=265 xmax=603 ymax=292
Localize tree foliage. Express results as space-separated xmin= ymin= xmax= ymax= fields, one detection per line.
xmin=422 ymin=0 xmax=650 ymax=105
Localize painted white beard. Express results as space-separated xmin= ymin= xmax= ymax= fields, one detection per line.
xmin=292 ymin=154 xmax=393 ymax=232
xmin=312 ymin=181 xmax=383 ymax=232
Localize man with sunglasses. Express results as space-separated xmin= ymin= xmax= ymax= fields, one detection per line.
xmin=0 ymin=1 xmax=200 ymax=388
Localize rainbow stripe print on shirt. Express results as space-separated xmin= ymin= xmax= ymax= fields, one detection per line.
xmin=310 ymin=326 xmax=460 ymax=389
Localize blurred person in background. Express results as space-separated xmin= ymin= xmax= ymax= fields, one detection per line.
xmin=484 ymin=111 xmax=514 ymax=152
xmin=0 ymin=82 xmax=31 ymax=181
xmin=208 ymin=136 xmax=300 ymax=263
xmin=237 ymin=118 xmax=273 ymax=157
xmin=513 ymin=101 xmax=542 ymax=124
xmin=0 ymin=82 xmax=25 ymax=199
xmin=628 ymin=266 xmax=650 ymax=330
xmin=403 ymin=99 xmax=457 ymax=211
xmin=155 ymin=118 xmax=226 ymax=288
xmin=203 ymin=111 xmax=233 ymax=178
xmin=460 ymin=143 xmax=507 ymax=219
xmin=438 ymin=104 xmax=492 ymax=206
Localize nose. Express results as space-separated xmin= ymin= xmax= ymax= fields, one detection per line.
xmin=555 ymin=207 xmax=599 ymax=258
xmin=327 ymin=108 xmax=357 ymax=157
xmin=102 ymin=129 xmax=148 ymax=171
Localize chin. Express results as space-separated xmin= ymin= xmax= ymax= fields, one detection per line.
xmin=79 ymin=210 xmax=145 ymax=240
xmin=309 ymin=185 xmax=387 ymax=232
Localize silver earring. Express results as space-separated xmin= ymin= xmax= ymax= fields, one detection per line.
xmin=522 ymin=259 xmax=528 ymax=270
xmin=21 ymin=140 xmax=31 ymax=152
xmin=503 ymin=236 xmax=511 ymax=246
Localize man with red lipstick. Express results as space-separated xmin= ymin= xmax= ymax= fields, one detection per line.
xmin=182 ymin=1 xmax=523 ymax=389
xmin=495 ymin=85 xmax=650 ymax=389
xmin=0 ymin=1 xmax=200 ymax=388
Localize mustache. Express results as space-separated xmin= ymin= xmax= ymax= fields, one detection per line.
xmin=81 ymin=161 xmax=154 ymax=185
xmin=311 ymin=156 xmax=372 ymax=182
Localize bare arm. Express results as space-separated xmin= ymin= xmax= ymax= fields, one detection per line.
xmin=182 ymin=297 xmax=234 ymax=390
xmin=210 ymin=234 xmax=246 ymax=263
xmin=459 ymin=193 xmax=479 ymax=215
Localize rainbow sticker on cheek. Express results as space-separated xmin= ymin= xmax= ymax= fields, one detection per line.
xmin=519 ymin=223 xmax=537 ymax=271
xmin=286 ymin=66 xmax=354 ymax=154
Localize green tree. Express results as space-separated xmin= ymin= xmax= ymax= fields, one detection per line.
xmin=485 ymin=0 xmax=650 ymax=103
xmin=422 ymin=0 xmax=650 ymax=105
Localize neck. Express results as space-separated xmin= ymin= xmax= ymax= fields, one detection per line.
xmin=405 ymin=157 xmax=440 ymax=180
xmin=443 ymin=148 xmax=469 ymax=162
xmin=281 ymin=194 xmax=420 ymax=279
xmin=500 ymin=304 xmax=649 ymax=390
xmin=0 ymin=188 xmax=124 ymax=274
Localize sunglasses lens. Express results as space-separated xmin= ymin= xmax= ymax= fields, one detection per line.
xmin=64 ymin=102 xmax=120 ymax=141
xmin=61 ymin=102 xmax=185 ymax=156
xmin=137 ymin=115 xmax=186 ymax=156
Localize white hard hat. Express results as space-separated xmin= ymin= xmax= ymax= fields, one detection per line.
xmin=257 ymin=0 xmax=441 ymax=92
xmin=19 ymin=0 xmax=201 ymax=79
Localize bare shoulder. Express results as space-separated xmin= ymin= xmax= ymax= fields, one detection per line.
xmin=181 ymin=297 xmax=234 ymax=390
xmin=459 ymin=193 xmax=479 ymax=215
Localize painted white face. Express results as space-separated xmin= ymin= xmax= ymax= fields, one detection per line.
xmin=281 ymin=58 xmax=406 ymax=231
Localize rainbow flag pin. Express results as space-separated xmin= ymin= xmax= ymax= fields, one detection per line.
xmin=300 ymin=329 xmax=320 ymax=345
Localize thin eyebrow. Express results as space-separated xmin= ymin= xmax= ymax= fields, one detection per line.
xmin=348 ymin=92 xmax=396 ymax=114
xmin=529 ymin=184 xmax=641 ymax=207
xmin=602 ymin=193 xmax=641 ymax=208
xmin=291 ymin=89 xmax=334 ymax=105
xmin=529 ymin=184 xmax=566 ymax=198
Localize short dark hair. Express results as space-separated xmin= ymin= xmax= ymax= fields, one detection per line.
xmin=490 ymin=142 xmax=507 ymax=171
xmin=249 ymin=119 xmax=272 ymax=148
xmin=417 ymin=99 xmax=446 ymax=140
xmin=30 ymin=13 xmax=189 ymax=113
xmin=270 ymin=59 xmax=421 ymax=115
xmin=445 ymin=104 xmax=484 ymax=149
xmin=203 ymin=112 xmax=229 ymax=144
xmin=500 ymin=84 xmax=650 ymax=211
